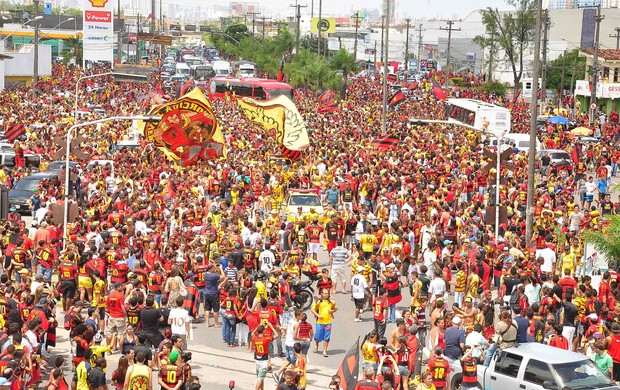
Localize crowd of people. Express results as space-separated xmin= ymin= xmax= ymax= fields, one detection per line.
xmin=0 ymin=58 xmax=617 ymax=390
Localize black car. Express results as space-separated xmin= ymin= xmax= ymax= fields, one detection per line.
xmin=45 ymin=161 xmax=78 ymax=175
xmin=9 ymin=172 xmax=59 ymax=213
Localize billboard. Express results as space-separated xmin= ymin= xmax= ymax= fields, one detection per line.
xmin=310 ymin=17 xmax=336 ymax=33
xmin=82 ymin=0 xmax=114 ymax=63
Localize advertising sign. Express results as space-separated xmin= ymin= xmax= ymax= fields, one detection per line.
xmin=82 ymin=0 xmax=114 ymax=63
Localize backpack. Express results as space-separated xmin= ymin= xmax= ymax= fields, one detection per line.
xmin=509 ymin=288 xmax=519 ymax=308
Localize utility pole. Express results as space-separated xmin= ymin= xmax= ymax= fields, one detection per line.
xmin=151 ymin=0 xmax=156 ymax=33
xmin=159 ymin=0 xmax=163 ymax=32
xmin=590 ymin=5 xmax=604 ymax=125
xmin=439 ymin=20 xmax=460 ymax=74
xmin=353 ymin=11 xmax=361 ymax=61
xmin=317 ymin=0 xmax=322 ymax=56
xmin=526 ymin=0 xmax=543 ymax=241
xmin=380 ymin=16 xmax=385 ymax=65
xmin=117 ymin=0 xmax=122 ymax=63
xmin=381 ymin=0 xmax=390 ymax=136
xmin=261 ymin=16 xmax=272 ymax=40
xmin=404 ymin=18 xmax=410 ymax=83
xmin=290 ymin=2 xmax=306 ymax=54
xmin=540 ymin=10 xmax=549 ymax=101
xmin=611 ymin=27 xmax=620 ymax=50
xmin=33 ymin=0 xmax=40 ymax=86
xmin=560 ymin=48 xmax=567 ymax=100
xmin=247 ymin=12 xmax=261 ymax=36
xmin=416 ymin=24 xmax=425 ymax=73
xmin=373 ymin=41 xmax=377 ymax=72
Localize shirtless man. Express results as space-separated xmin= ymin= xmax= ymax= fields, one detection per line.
xmin=430 ymin=299 xmax=446 ymax=332
xmin=454 ymin=297 xmax=479 ymax=331
xmin=389 ymin=318 xmax=408 ymax=350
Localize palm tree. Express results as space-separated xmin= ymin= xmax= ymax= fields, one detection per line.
xmin=60 ymin=37 xmax=82 ymax=65
xmin=583 ymin=215 xmax=620 ymax=265
xmin=329 ymin=48 xmax=357 ymax=98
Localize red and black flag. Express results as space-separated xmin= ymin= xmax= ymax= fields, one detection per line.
xmin=430 ymin=78 xmax=447 ymax=100
xmin=318 ymin=90 xmax=338 ymax=113
xmin=279 ymin=144 xmax=302 ymax=162
xmin=336 ymin=337 xmax=360 ymax=390
xmin=183 ymin=285 xmax=199 ymax=318
xmin=371 ymin=135 xmax=399 ymax=150
xmin=180 ymin=79 xmax=195 ymax=96
xmin=5 ymin=123 xmax=25 ymax=142
xmin=408 ymin=80 xmax=419 ymax=91
xmin=277 ymin=58 xmax=285 ymax=82
xmin=511 ymin=90 xmax=521 ymax=104
xmin=388 ymin=91 xmax=406 ymax=108
xmin=387 ymin=73 xmax=397 ymax=83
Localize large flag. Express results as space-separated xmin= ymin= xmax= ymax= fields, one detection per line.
xmin=318 ymin=90 xmax=338 ymax=113
xmin=371 ymin=135 xmax=399 ymax=150
xmin=388 ymin=91 xmax=406 ymax=108
xmin=430 ymin=78 xmax=447 ymax=100
xmin=336 ymin=337 xmax=360 ymax=390
xmin=5 ymin=123 xmax=25 ymax=142
xmin=279 ymin=144 xmax=302 ymax=162
xmin=238 ymin=95 xmax=310 ymax=151
xmin=408 ymin=80 xmax=419 ymax=91
xmin=183 ymin=285 xmax=199 ymax=318
xmin=142 ymin=88 xmax=226 ymax=166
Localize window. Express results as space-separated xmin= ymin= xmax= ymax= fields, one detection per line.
xmin=524 ymin=359 xmax=554 ymax=386
xmin=231 ymin=84 xmax=253 ymax=97
xmin=253 ymin=86 xmax=267 ymax=100
xmin=493 ymin=352 xmax=522 ymax=378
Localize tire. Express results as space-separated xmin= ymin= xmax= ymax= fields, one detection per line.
xmin=451 ymin=373 xmax=463 ymax=390
xmin=297 ymin=290 xmax=313 ymax=311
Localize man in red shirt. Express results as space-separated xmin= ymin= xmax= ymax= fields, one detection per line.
xmin=105 ymin=282 xmax=126 ymax=352
xmin=373 ymin=288 xmax=389 ymax=338
xmin=428 ymin=346 xmax=450 ymax=390
xmin=557 ymin=268 xmax=578 ymax=296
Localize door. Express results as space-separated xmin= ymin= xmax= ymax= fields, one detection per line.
xmin=522 ymin=358 xmax=556 ymax=390
xmin=490 ymin=351 xmax=523 ymax=389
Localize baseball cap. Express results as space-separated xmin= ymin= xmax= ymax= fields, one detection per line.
xmin=169 ymin=349 xmax=179 ymax=364
xmin=443 ymin=240 xmax=452 ymax=245
xmin=452 ymin=316 xmax=462 ymax=325
xmin=93 ymin=333 xmax=104 ymax=343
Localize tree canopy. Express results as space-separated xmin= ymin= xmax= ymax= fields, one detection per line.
xmin=544 ymin=49 xmax=586 ymax=94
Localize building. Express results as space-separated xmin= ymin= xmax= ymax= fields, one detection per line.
xmin=575 ymin=49 xmax=620 ymax=114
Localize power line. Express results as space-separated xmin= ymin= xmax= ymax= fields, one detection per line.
xmin=439 ymin=20 xmax=461 ymax=74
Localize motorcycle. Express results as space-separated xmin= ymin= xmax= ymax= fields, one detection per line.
xmin=290 ymin=277 xmax=315 ymax=311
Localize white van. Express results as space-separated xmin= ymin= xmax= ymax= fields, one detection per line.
xmin=175 ymin=62 xmax=191 ymax=77
xmin=504 ymin=133 xmax=540 ymax=154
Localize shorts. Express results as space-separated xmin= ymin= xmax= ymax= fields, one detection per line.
xmin=327 ymin=240 xmax=337 ymax=253
xmin=204 ymin=293 xmax=220 ymax=312
xmin=308 ymin=243 xmax=321 ymax=254
xmin=197 ymin=287 xmax=207 ymax=304
xmin=585 ymin=193 xmax=594 ymax=203
xmin=354 ymin=298 xmax=364 ymax=310
xmin=345 ymin=235 xmax=356 ymax=244
xmin=78 ymin=276 xmax=93 ymax=289
xmin=97 ymin=307 xmax=106 ymax=319
xmin=314 ymin=323 xmax=332 ymax=342
xmin=256 ymin=359 xmax=269 ymax=380
xmin=107 ymin=317 xmax=126 ymax=338
xmin=331 ymin=265 xmax=347 ymax=283
xmin=285 ymin=345 xmax=297 ymax=365
xmin=614 ymin=362 xmax=620 ymax=382
xmin=398 ymin=364 xmax=410 ymax=377
xmin=61 ymin=279 xmax=77 ymax=299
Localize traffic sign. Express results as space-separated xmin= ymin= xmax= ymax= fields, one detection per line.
xmin=590 ymin=103 xmax=597 ymax=110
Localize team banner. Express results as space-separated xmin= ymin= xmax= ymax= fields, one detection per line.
xmin=82 ymin=0 xmax=114 ymax=63
xmin=336 ymin=337 xmax=360 ymax=390
xmin=142 ymin=88 xmax=226 ymax=166
xmin=238 ymin=95 xmax=310 ymax=151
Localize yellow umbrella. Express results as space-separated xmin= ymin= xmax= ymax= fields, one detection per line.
xmin=570 ymin=126 xmax=593 ymax=136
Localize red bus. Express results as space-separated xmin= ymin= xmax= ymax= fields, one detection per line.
xmin=207 ymin=77 xmax=296 ymax=100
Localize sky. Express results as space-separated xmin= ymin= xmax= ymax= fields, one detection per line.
xmin=230 ymin=0 xmax=500 ymax=20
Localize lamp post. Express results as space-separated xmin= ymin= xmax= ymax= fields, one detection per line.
xmin=1 ymin=16 xmax=43 ymax=48
xmin=63 ymin=115 xmax=161 ymax=248
xmin=40 ymin=17 xmax=74 ymax=38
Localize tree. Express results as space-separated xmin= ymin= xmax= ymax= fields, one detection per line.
xmin=473 ymin=11 xmax=500 ymax=80
xmin=60 ymin=37 xmax=82 ymax=65
xmin=545 ymin=49 xmax=586 ymax=94
xmin=285 ymin=49 xmax=338 ymax=91
xmin=476 ymin=0 xmax=536 ymax=94
xmin=583 ymin=216 xmax=620 ymax=266
xmin=329 ymin=48 xmax=357 ymax=98
xmin=224 ymin=24 xmax=250 ymax=45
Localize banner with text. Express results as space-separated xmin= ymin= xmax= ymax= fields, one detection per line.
xmin=82 ymin=0 xmax=114 ymax=62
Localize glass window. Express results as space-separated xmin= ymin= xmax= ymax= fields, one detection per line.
xmin=493 ymin=352 xmax=522 ymax=378
xmin=523 ymin=359 xmax=554 ymax=386
xmin=266 ymin=88 xmax=291 ymax=100
xmin=253 ymin=86 xmax=267 ymax=100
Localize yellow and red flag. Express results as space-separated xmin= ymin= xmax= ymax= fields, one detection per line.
xmin=142 ymin=88 xmax=226 ymax=166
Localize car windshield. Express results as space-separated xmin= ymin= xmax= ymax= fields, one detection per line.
xmin=550 ymin=153 xmax=569 ymax=160
xmin=13 ymin=178 xmax=41 ymax=191
xmin=289 ymin=195 xmax=321 ymax=207
xmin=268 ymin=88 xmax=292 ymax=99
xmin=552 ymin=359 xmax=614 ymax=389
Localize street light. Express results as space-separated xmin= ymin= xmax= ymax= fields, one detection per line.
xmin=63 ymin=115 xmax=161 ymax=248
xmin=39 ymin=17 xmax=74 ymax=39
xmin=1 ymin=16 xmax=43 ymax=46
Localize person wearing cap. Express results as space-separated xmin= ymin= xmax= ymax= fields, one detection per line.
xmin=351 ymin=265 xmax=369 ymax=322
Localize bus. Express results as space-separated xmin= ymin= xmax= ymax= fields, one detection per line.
xmin=190 ymin=64 xmax=215 ymax=86
xmin=207 ymin=77 xmax=295 ymax=100
xmin=445 ymin=98 xmax=511 ymax=136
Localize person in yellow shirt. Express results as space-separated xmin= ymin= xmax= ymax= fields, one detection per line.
xmin=310 ymin=288 xmax=337 ymax=357
xmin=359 ymin=227 xmax=378 ymax=259
xmin=560 ymin=245 xmax=577 ymax=276
xmin=451 ymin=261 xmax=467 ymax=307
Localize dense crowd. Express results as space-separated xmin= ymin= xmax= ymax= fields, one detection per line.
xmin=0 ymin=61 xmax=618 ymax=390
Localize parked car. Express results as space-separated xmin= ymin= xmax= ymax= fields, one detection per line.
xmin=9 ymin=172 xmax=59 ymax=213
xmin=537 ymin=149 xmax=572 ymax=169
xmin=281 ymin=189 xmax=324 ymax=220
xmin=45 ymin=160 xmax=78 ymax=175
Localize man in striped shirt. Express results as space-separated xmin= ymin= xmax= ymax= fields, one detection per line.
xmin=329 ymin=239 xmax=351 ymax=294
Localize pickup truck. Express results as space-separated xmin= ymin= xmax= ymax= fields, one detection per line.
xmin=450 ymin=343 xmax=619 ymax=390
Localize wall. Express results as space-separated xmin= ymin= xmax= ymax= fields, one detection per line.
xmin=3 ymin=44 xmax=52 ymax=78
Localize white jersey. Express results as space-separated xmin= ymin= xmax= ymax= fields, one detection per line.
xmin=259 ymin=249 xmax=276 ymax=272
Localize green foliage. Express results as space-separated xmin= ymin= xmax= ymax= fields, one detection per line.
xmin=223 ymin=24 xmax=250 ymax=44
xmin=61 ymin=7 xmax=83 ymax=16
xmin=476 ymin=0 xmax=537 ymax=91
xmin=545 ymin=49 xmax=586 ymax=92
xmin=479 ymin=81 xmax=509 ymax=96
xmin=60 ymin=37 xmax=82 ymax=65
xmin=583 ymin=216 xmax=620 ymax=264
xmin=285 ymin=49 xmax=339 ymax=91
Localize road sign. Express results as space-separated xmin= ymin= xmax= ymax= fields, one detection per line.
xmin=52 ymin=135 xmax=89 ymax=161
xmin=480 ymin=148 xmax=515 ymax=175
xmin=590 ymin=103 xmax=597 ymax=110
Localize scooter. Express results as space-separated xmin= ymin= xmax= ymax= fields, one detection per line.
xmin=290 ymin=277 xmax=315 ymax=311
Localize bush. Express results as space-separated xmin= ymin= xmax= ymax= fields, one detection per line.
xmin=479 ymin=81 xmax=508 ymax=97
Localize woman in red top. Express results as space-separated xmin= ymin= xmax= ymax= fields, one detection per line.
xmin=293 ymin=313 xmax=314 ymax=356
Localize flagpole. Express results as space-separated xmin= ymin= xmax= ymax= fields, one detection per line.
xmin=381 ymin=0 xmax=390 ymax=136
